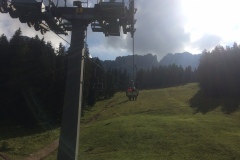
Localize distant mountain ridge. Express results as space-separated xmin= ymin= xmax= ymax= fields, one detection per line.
xmin=101 ymin=52 xmax=201 ymax=72
xmin=102 ymin=53 xmax=158 ymax=72
xmin=159 ymin=52 xmax=201 ymax=69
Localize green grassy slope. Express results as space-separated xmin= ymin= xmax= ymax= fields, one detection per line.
xmin=79 ymin=83 xmax=240 ymax=160
xmin=1 ymin=83 xmax=240 ymax=160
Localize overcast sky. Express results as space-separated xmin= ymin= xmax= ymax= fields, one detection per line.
xmin=1 ymin=0 xmax=240 ymax=60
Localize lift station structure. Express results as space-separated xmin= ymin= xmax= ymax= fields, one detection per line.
xmin=0 ymin=0 xmax=136 ymax=159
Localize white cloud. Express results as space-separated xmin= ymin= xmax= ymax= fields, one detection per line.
xmin=0 ymin=13 xmax=70 ymax=49
xmin=182 ymin=0 xmax=240 ymax=53
xmin=184 ymin=34 xmax=222 ymax=54
xmin=193 ymin=34 xmax=222 ymax=51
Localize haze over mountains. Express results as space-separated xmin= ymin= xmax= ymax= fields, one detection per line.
xmin=101 ymin=52 xmax=201 ymax=72
xmin=159 ymin=52 xmax=201 ymax=69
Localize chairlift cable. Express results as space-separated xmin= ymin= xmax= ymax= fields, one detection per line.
xmin=43 ymin=26 xmax=70 ymax=45
xmin=85 ymin=25 xmax=88 ymax=42
xmin=54 ymin=32 xmax=70 ymax=44
xmin=87 ymin=0 xmax=135 ymax=85
xmin=132 ymin=32 xmax=134 ymax=80
xmin=50 ymin=30 xmax=70 ymax=45
xmin=132 ymin=0 xmax=135 ymax=81
xmin=40 ymin=22 xmax=70 ymax=44
xmin=56 ymin=0 xmax=59 ymax=7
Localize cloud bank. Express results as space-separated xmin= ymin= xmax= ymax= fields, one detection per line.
xmin=1 ymin=0 xmax=238 ymax=60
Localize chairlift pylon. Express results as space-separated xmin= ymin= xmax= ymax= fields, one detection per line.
xmin=0 ymin=0 xmax=137 ymax=159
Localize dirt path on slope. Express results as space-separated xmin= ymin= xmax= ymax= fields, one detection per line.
xmin=25 ymin=98 xmax=125 ymax=159
xmin=25 ymin=139 xmax=59 ymax=160
xmin=0 ymin=153 xmax=9 ymax=160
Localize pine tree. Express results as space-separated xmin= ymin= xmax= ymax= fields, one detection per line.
xmin=0 ymin=34 xmax=9 ymax=121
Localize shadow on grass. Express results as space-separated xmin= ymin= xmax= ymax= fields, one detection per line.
xmin=189 ymin=90 xmax=240 ymax=114
xmin=0 ymin=122 xmax=59 ymax=141
xmin=0 ymin=141 xmax=12 ymax=152
xmin=110 ymin=100 xmax=128 ymax=107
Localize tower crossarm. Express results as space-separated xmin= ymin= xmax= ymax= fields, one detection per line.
xmin=0 ymin=0 xmax=136 ymax=37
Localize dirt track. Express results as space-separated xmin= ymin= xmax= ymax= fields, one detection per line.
xmin=0 ymin=153 xmax=9 ymax=160
xmin=25 ymin=139 xmax=59 ymax=160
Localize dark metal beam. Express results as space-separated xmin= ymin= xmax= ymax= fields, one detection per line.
xmin=57 ymin=20 xmax=88 ymax=160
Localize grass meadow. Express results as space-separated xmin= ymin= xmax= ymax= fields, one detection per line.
xmin=1 ymin=83 xmax=240 ymax=160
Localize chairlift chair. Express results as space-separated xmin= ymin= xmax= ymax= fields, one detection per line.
xmin=126 ymin=80 xmax=139 ymax=100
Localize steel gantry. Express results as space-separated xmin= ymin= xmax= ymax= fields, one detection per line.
xmin=0 ymin=0 xmax=136 ymax=159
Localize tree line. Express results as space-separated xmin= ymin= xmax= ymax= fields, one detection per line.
xmin=2 ymin=28 xmax=239 ymax=126
xmin=198 ymin=43 xmax=240 ymax=97
xmin=0 ymin=28 xmax=199 ymax=126
xmin=135 ymin=64 xmax=196 ymax=89
xmin=0 ymin=29 xmax=65 ymax=126
xmin=189 ymin=43 xmax=240 ymax=113
xmin=0 ymin=29 xmax=129 ymax=126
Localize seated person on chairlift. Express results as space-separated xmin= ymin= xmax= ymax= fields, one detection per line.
xmin=127 ymin=87 xmax=132 ymax=92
